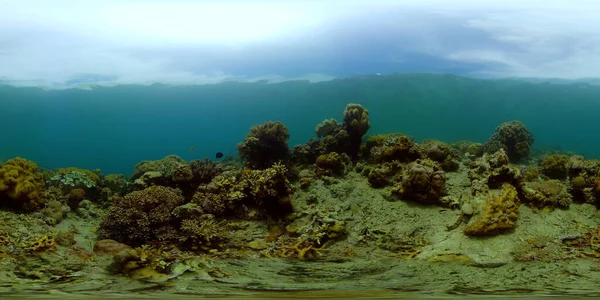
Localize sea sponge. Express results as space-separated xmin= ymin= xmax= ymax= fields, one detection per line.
xmin=237 ymin=121 xmax=290 ymax=169
xmin=99 ymin=186 xmax=185 ymax=246
xmin=484 ymin=121 xmax=534 ymax=162
xmin=0 ymin=157 xmax=45 ymax=211
xmin=464 ymin=183 xmax=520 ymax=236
xmin=539 ymin=154 xmax=569 ymax=179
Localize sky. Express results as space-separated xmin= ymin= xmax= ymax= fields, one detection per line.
xmin=1 ymin=0 xmax=599 ymax=87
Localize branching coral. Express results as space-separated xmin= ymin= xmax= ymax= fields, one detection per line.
xmin=189 ymin=159 xmax=224 ymax=184
xmin=99 ymin=186 xmax=185 ymax=246
xmin=237 ymin=121 xmax=290 ymax=169
xmin=484 ymin=121 xmax=534 ymax=162
xmin=0 ymin=157 xmax=45 ymax=211
xmin=464 ymin=183 xmax=520 ymax=236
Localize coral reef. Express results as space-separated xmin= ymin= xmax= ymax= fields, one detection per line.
xmin=191 ymin=162 xmax=293 ymax=217
xmin=315 ymin=118 xmax=342 ymax=138
xmin=466 ymin=149 xmax=523 ymax=190
xmin=132 ymin=155 xmax=185 ymax=180
xmin=522 ymin=179 xmax=572 ymax=209
xmin=484 ymin=121 xmax=534 ymax=162
xmin=464 ymin=183 xmax=520 ymax=236
xmin=237 ymin=121 xmax=290 ymax=169
xmin=539 ymin=154 xmax=569 ymax=180
xmin=0 ymin=157 xmax=45 ymax=211
xmin=419 ymin=140 xmax=460 ymax=172
xmin=315 ymin=152 xmax=351 ymax=177
xmin=393 ymin=159 xmax=446 ymax=204
xmin=189 ymin=159 xmax=224 ymax=184
xmin=342 ymin=103 xmax=371 ymax=158
xmin=99 ymin=186 xmax=185 ymax=246
xmin=365 ymin=134 xmax=422 ymax=163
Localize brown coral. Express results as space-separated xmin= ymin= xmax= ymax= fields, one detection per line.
xmin=0 ymin=157 xmax=45 ymax=211
xmin=237 ymin=121 xmax=290 ymax=169
xmin=419 ymin=140 xmax=460 ymax=172
xmin=395 ymin=160 xmax=446 ymax=204
xmin=539 ymin=154 xmax=569 ymax=179
xmin=484 ymin=121 xmax=534 ymax=162
xmin=365 ymin=134 xmax=422 ymax=163
xmin=464 ymin=183 xmax=520 ymax=236
xmin=315 ymin=152 xmax=350 ymax=177
xmin=522 ymin=179 xmax=572 ymax=209
xmin=99 ymin=186 xmax=185 ymax=246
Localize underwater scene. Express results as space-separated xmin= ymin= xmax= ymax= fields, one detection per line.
xmin=4 ymin=1 xmax=600 ymax=300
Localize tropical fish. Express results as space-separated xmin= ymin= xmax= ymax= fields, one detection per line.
xmin=216 ymin=152 xmax=223 ymax=159
xmin=189 ymin=146 xmax=195 ymax=151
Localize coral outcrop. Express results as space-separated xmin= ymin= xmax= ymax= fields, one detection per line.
xmin=419 ymin=140 xmax=460 ymax=172
xmin=393 ymin=159 xmax=446 ymax=204
xmin=0 ymin=157 xmax=45 ymax=211
xmin=315 ymin=152 xmax=351 ymax=177
xmin=364 ymin=134 xmax=422 ymax=163
xmin=237 ymin=121 xmax=290 ymax=169
xmin=539 ymin=154 xmax=569 ymax=180
xmin=522 ymin=179 xmax=572 ymax=209
xmin=464 ymin=183 xmax=520 ymax=236
xmin=99 ymin=186 xmax=185 ymax=246
xmin=191 ymin=162 xmax=293 ymax=217
xmin=484 ymin=121 xmax=534 ymax=162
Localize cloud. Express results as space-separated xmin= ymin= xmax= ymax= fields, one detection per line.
xmin=0 ymin=0 xmax=599 ymax=87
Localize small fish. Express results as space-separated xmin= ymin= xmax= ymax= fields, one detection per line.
xmin=190 ymin=146 xmax=195 ymax=151
xmin=216 ymin=152 xmax=223 ymax=159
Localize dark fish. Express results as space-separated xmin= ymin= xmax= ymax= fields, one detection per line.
xmin=215 ymin=152 xmax=223 ymax=159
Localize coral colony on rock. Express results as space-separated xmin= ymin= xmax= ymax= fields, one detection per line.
xmin=4 ymin=102 xmax=600 ymax=297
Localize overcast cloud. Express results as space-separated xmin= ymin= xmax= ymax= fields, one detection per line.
xmin=1 ymin=0 xmax=599 ymax=87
